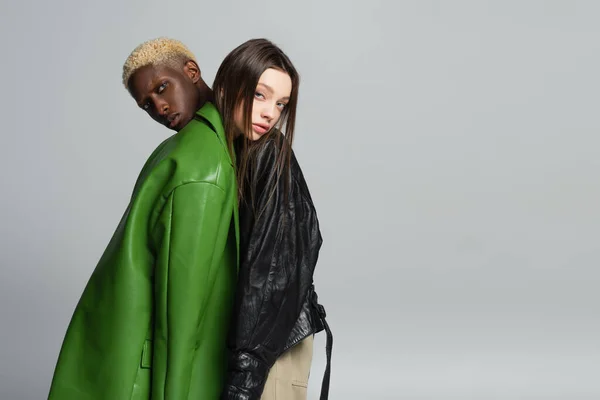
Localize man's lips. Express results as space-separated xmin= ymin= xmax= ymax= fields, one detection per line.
xmin=253 ymin=123 xmax=270 ymax=134
xmin=167 ymin=114 xmax=180 ymax=129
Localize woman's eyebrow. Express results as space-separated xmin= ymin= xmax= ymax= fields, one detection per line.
xmin=257 ymin=82 xmax=274 ymax=93
xmin=257 ymin=83 xmax=290 ymax=100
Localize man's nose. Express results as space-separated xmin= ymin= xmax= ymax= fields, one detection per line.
xmin=154 ymin=99 xmax=169 ymax=116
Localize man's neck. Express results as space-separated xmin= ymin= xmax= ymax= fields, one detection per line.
xmin=196 ymin=82 xmax=214 ymax=111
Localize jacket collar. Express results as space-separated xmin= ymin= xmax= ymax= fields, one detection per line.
xmin=193 ymin=101 xmax=234 ymax=165
xmin=195 ymin=102 xmax=226 ymax=146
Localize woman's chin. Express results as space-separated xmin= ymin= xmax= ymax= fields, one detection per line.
xmin=250 ymin=131 xmax=264 ymax=141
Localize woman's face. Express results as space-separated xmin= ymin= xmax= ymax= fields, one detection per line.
xmin=234 ymin=68 xmax=292 ymax=140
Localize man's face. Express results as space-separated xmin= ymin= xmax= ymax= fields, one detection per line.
xmin=128 ymin=62 xmax=200 ymax=131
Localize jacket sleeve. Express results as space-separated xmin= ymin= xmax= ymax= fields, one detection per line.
xmin=151 ymin=182 xmax=226 ymax=399
xmin=222 ymin=140 xmax=319 ymax=399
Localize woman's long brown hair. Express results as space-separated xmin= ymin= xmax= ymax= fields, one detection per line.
xmin=213 ymin=38 xmax=299 ymax=208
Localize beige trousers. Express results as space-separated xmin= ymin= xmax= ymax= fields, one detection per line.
xmin=260 ymin=335 xmax=314 ymax=400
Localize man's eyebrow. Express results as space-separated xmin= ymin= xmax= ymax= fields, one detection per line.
xmin=135 ymin=79 xmax=162 ymax=106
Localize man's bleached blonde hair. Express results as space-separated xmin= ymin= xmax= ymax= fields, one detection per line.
xmin=122 ymin=37 xmax=197 ymax=89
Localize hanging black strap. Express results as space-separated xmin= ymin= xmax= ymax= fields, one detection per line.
xmin=319 ymin=307 xmax=333 ymax=400
xmin=310 ymin=290 xmax=333 ymax=400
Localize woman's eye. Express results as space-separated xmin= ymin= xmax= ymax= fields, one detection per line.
xmin=277 ymin=102 xmax=287 ymax=109
xmin=254 ymin=92 xmax=265 ymax=99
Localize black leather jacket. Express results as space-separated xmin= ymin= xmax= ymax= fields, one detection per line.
xmin=221 ymin=133 xmax=327 ymax=400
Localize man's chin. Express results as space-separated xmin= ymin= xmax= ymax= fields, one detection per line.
xmin=173 ymin=115 xmax=193 ymax=132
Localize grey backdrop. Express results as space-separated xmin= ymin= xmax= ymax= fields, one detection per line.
xmin=1 ymin=1 xmax=599 ymax=399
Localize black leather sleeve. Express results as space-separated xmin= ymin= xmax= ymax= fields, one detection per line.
xmin=221 ymin=136 xmax=322 ymax=400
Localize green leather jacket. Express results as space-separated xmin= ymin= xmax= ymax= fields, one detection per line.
xmin=48 ymin=102 xmax=239 ymax=400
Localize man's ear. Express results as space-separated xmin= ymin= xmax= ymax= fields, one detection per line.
xmin=183 ymin=60 xmax=201 ymax=83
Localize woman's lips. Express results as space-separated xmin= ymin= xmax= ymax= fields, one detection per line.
xmin=252 ymin=123 xmax=270 ymax=134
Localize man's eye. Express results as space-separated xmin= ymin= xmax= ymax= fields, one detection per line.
xmin=157 ymin=82 xmax=168 ymax=93
xmin=143 ymin=103 xmax=150 ymax=111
